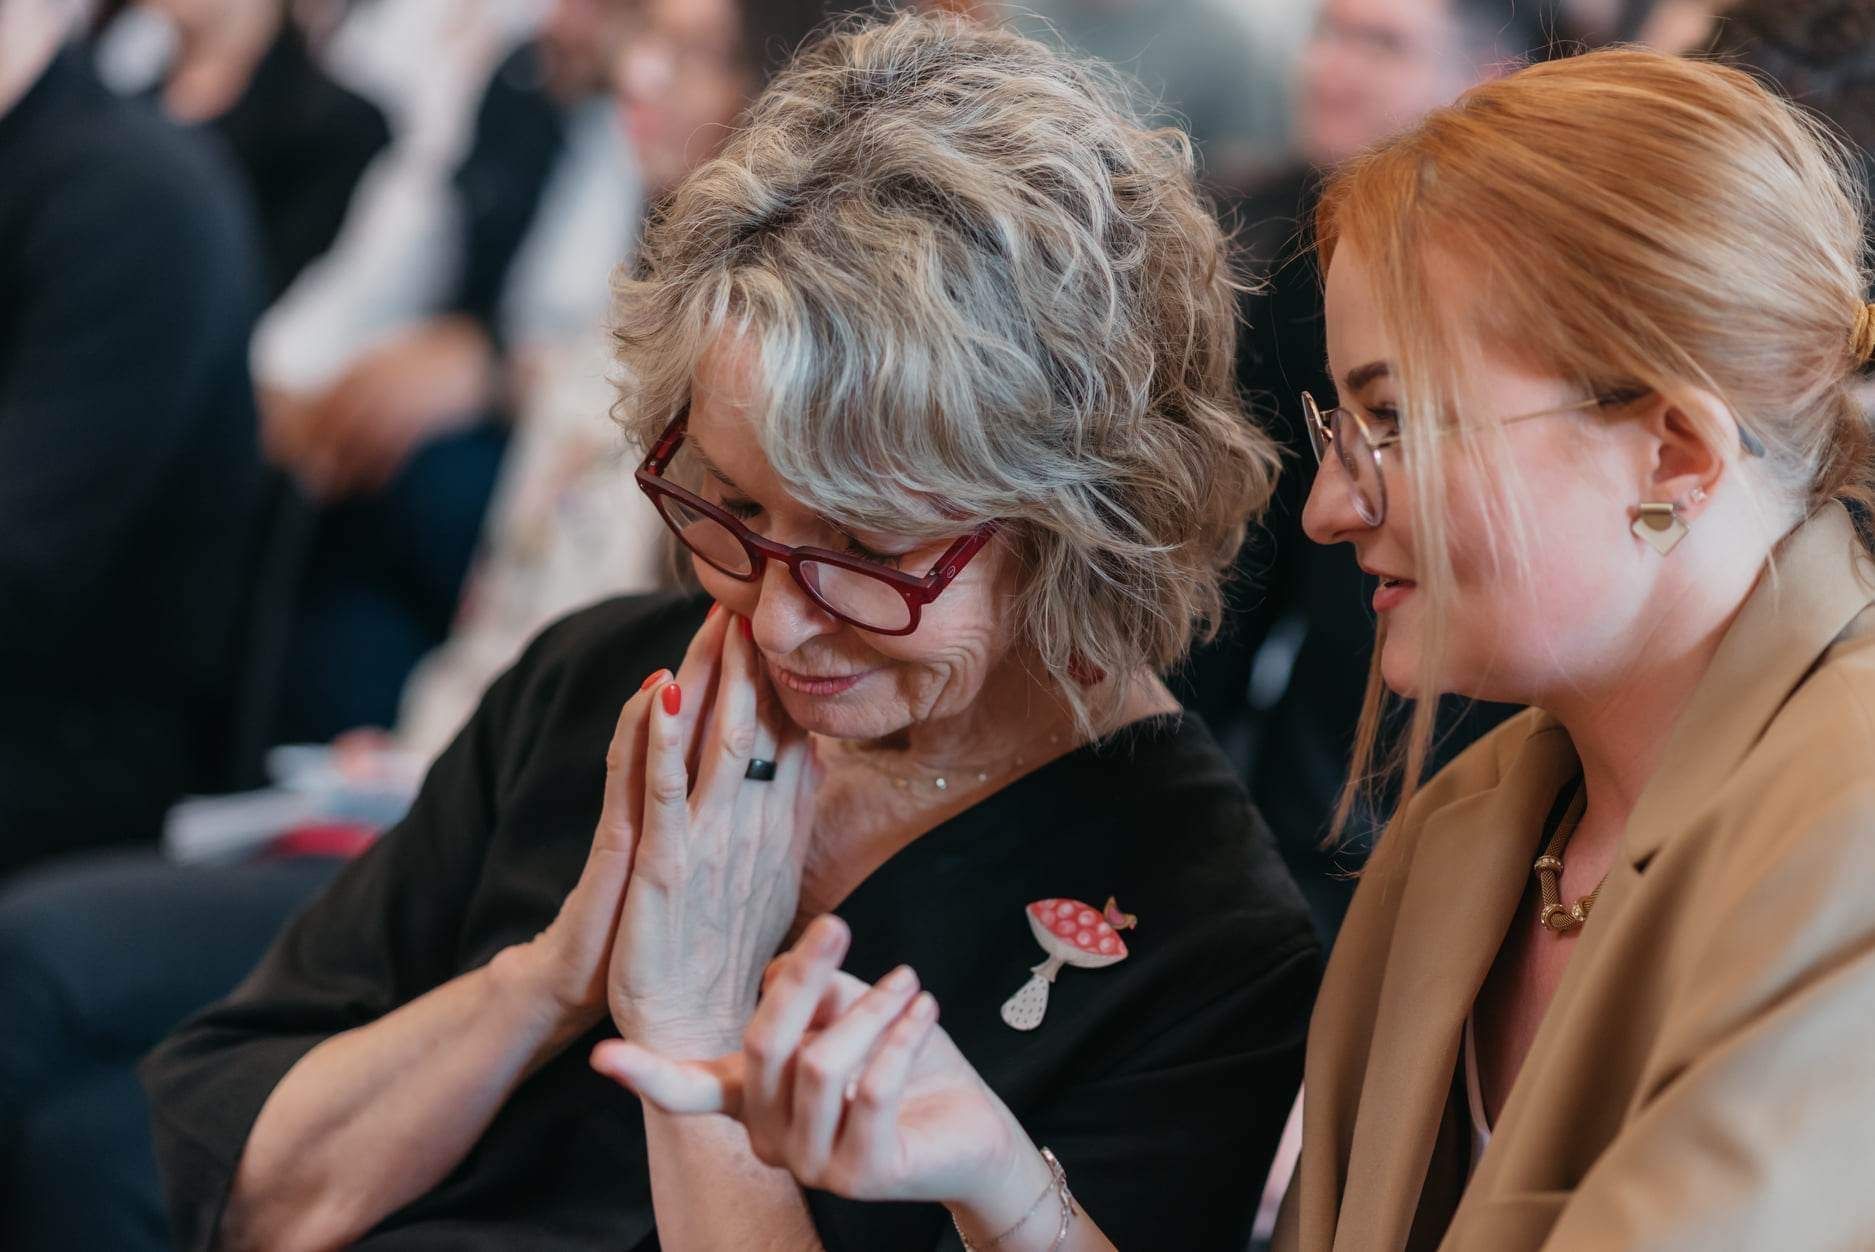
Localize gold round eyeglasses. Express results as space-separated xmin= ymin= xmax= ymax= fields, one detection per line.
xmin=1299 ymin=387 xmax=1764 ymax=527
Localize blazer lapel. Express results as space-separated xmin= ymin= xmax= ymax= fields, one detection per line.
xmin=1334 ymin=723 xmax=1579 ymax=1251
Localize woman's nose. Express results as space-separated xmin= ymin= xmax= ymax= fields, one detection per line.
xmin=1301 ymin=452 xmax=1372 ymax=547
xmin=748 ymin=559 xmax=840 ymax=656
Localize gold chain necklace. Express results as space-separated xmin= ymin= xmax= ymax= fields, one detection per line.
xmin=1533 ymin=784 xmax=1607 ymax=934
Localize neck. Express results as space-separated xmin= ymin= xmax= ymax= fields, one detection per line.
xmin=796 ymin=658 xmax=1177 ymax=915
xmin=1542 ymin=560 xmax=1764 ymax=826
xmin=817 ymin=656 xmax=1177 ymax=789
xmin=165 ymin=1 xmax=280 ymax=121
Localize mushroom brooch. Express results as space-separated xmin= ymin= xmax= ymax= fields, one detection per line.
xmin=1000 ymin=897 xmax=1137 ymax=1032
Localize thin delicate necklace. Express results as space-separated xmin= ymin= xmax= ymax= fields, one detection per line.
xmin=1533 ymin=783 xmax=1607 ymax=934
xmin=872 ymin=733 xmax=1066 ymax=793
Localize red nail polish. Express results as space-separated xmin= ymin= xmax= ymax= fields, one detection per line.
xmin=706 ymin=602 xmax=720 ymax=619
xmin=739 ymin=615 xmax=754 ymax=641
xmin=639 ymin=668 xmax=670 ymax=692
xmin=661 ymin=683 xmax=682 ymax=716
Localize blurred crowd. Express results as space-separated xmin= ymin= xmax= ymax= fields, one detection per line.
xmin=2 ymin=0 xmax=1873 ymax=1246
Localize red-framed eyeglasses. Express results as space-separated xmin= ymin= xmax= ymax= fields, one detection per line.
xmin=634 ymin=414 xmax=999 ymax=636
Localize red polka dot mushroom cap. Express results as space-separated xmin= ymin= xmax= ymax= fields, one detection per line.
xmin=1025 ymin=897 xmax=1136 ymax=969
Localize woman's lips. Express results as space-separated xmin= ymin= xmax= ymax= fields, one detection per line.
xmin=770 ymin=664 xmax=872 ymax=696
xmin=1372 ymin=577 xmax=1417 ymax=613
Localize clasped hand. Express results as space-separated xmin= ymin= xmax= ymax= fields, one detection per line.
xmin=519 ymin=604 xmax=818 ymax=1056
xmin=587 ymin=916 xmax=1031 ymax=1213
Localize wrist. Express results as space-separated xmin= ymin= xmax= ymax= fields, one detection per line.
xmin=486 ymin=942 xmax=605 ymax=1051
xmin=946 ymin=1115 xmax=1054 ymax=1245
xmin=618 ymin=1011 xmax=744 ymax=1058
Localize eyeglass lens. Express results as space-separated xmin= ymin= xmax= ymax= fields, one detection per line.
xmin=651 ymin=492 xmax=915 ymax=632
xmin=1331 ymin=410 xmax=1387 ymax=526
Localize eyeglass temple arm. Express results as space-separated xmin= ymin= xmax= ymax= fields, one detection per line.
xmin=1596 ymin=387 xmax=1768 ymax=459
xmin=1307 ymin=385 xmax=1769 ymax=460
xmin=918 ymin=522 xmax=1000 ymax=594
xmin=642 ymin=417 xmax=687 ymax=473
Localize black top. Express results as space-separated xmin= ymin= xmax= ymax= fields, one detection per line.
xmin=446 ymin=41 xmax=568 ymax=346
xmin=206 ymin=22 xmax=392 ymax=301
xmin=143 ymin=592 xmax=1320 ymax=1251
xmin=0 ymin=48 xmax=265 ymax=874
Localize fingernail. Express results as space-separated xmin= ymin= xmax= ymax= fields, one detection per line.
xmin=814 ymin=915 xmax=847 ymax=955
xmin=707 ymin=601 xmax=720 ymax=619
xmin=640 ymin=668 xmax=671 ymax=692
xmin=661 ymin=683 xmax=682 ymax=716
xmin=910 ymin=993 xmax=937 ymax=1021
xmin=881 ymin=965 xmax=916 ymax=993
xmin=739 ymin=614 xmax=754 ymax=641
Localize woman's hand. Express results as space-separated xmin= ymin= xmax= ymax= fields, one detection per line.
xmin=606 ymin=613 xmax=819 ymax=1055
xmin=590 ymin=917 xmax=1050 ymax=1222
xmin=274 ymin=316 xmax=497 ymax=501
xmin=508 ymin=605 xmax=733 ymax=1038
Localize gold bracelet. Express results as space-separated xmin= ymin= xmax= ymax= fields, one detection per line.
xmin=954 ymin=1147 xmax=1074 ymax=1251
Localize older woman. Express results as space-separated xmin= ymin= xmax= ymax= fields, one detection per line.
xmin=140 ymin=13 xmax=1318 ymax=1251
xmin=609 ymin=44 xmax=1875 ymax=1252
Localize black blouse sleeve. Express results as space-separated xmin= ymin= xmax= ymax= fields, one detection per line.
xmin=137 ymin=622 xmax=557 ymax=1252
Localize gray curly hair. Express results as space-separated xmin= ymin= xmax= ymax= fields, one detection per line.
xmin=612 ymin=9 xmax=1278 ymax=729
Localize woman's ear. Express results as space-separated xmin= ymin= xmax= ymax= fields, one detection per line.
xmin=1637 ymin=388 xmax=1734 ymax=519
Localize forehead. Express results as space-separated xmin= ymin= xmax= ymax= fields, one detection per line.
xmin=684 ymin=336 xmax=780 ymax=482
xmin=1322 ymin=243 xmax=1390 ymax=386
xmin=677 ymin=328 xmax=958 ymax=538
xmin=640 ymin=0 xmax=737 ymax=44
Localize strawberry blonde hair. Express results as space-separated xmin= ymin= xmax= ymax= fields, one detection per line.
xmin=1316 ymin=47 xmax=1875 ymax=841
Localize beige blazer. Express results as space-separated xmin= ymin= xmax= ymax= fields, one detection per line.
xmin=1275 ymin=505 xmax=1875 ymax=1252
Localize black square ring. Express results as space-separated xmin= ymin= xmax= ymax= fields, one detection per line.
xmin=744 ymin=758 xmax=777 ymax=782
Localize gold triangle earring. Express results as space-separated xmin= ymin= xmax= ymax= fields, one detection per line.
xmin=1633 ymin=501 xmax=1689 ymax=555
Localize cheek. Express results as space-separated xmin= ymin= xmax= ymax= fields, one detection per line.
xmin=874 ymin=594 xmax=1004 ymax=683
xmin=693 ymin=560 xmax=758 ymax=613
xmin=1434 ymin=474 xmax=1634 ymax=692
xmin=874 ymin=572 xmax=1013 ymax=701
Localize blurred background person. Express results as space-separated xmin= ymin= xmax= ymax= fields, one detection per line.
xmin=0 ymin=2 xmax=846 ymax=1248
xmin=257 ymin=0 xmax=636 ymax=745
xmin=1706 ymin=0 xmax=1875 ymax=447
xmin=0 ymin=0 xmax=268 ymax=879
xmin=1636 ymin=0 xmax=1719 ymax=51
xmin=1005 ymin=0 xmax=1312 ymax=186
xmin=91 ymin=0 xmax=392 ymax=302
xmin=1173 ymin=0 xmax=1563 ymax=944
xmin=1708 ymin=0 xmax=1875 ymax=206
xmin=1554 ymin=0 xmax=1659 ymax=43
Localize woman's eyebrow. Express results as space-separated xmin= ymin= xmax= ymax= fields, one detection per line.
xmin=691 ymin=440 xmax=919 ymax=546
xmin=1343 ymin=361 xmax=1392 ymax=391
xmin=691 ymin=445 xmax=745 ymax=495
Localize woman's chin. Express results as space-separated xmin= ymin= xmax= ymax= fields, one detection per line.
xmin=1378 ymin=640 xmax=1421 ymax=701
xmin=772 ymin=685 xmax=903 ymax=741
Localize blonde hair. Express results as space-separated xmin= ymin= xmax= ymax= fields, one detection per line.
xmin=1315 ymin=47 xmax=1875 ymax=841
xmin=611 ymin=11 xmax=1277 ymax=731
